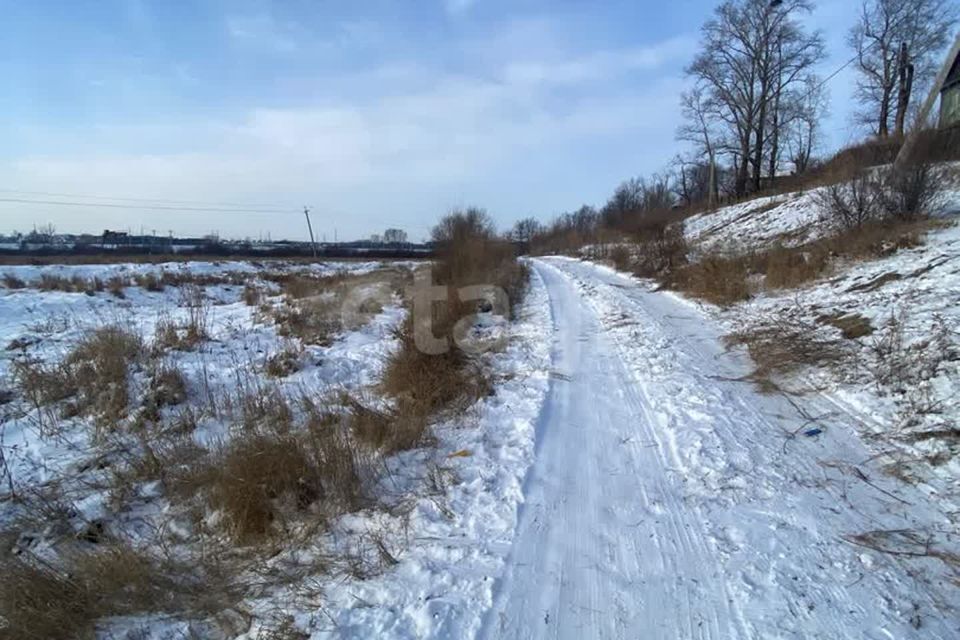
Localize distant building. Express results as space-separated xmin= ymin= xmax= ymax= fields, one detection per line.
xmin=383 ymin=228 xmax=407 ymax=244
xmin=941 ymin=49 xmax=960 ymax=128
xmin=102 ymin=230 xmax=129 ymax=245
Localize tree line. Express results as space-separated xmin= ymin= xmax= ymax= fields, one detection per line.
xmin=511 ymin=0 xmax=957 ymax=247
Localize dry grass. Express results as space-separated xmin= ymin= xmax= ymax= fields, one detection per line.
xmin=663 ymin=218 xmax=938 ymax=304
xmin=274 ymin=296 xmax=342 ymax=346
xmin=13 ymin=325 xmax=143 ymax=430
xmin=242 ymin=281 xmax=262 ymax=306
xmin=106 ymin=275 xmax=126 ymax=298
xmin=66 ymin=326 xmax=143 ymax=426
xmin=140 ymin=364 xmax=188 ymax=421
xmin=265 ymin=344 xmax=302 ymax=378
xmin=663 ymin=254 xmax=752 ymax=306
xmin=134 ymin=271 xmax=165 ymax=292
xmin=371 ymin=215 xmax=522 ymax=453
xmin=817 ymin=312 xmax=875 ymax=339
xmin=1 ymin=272 xmax=25 ymax=289
xmin=191 ymin=409 xmax=368 ymax=544
xmin=726 ymin=320 xmax=849 ymax=393
xmin=37 ymin=274 xmax=77 ymax=292
xmin=0 ymin=546 xmax=180 ymax=640
xmin=151 ymin=286 xmax=211 ymax=352
xmin=760 ymin=245 xmax=829 ymax=290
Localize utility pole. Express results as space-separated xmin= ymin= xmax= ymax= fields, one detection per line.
xmin=303 ymin=206 xmax=318 ymax=258
xmin=894 ymin=42 xmax=915 ymax=137
xmin=895 ymin=32 xmax=960 ymax=170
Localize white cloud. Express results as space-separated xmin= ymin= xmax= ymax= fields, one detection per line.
xmin=445 ymin=0 xmax=478 ymax=16
xmin=0 ymin=16 xmax=692 ymax=240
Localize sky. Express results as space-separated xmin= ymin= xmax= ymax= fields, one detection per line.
xmin=0 ymin=0 xmax=869 ymax=242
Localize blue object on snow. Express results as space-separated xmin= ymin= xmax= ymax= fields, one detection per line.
xmin=804 ymin=428 xmax=823 ymax=437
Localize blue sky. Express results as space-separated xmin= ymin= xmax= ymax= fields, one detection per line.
xmin=0 ymin=0 xmax=864 ymax=241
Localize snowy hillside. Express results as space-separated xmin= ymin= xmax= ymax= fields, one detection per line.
xmin=684 ymin=164 xmax=960 ymax=254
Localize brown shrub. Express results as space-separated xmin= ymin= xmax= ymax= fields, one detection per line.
xmin=274 ymin=296 xmax=342 ymax=345
xmin=609 ymin=245 xmax=633 ymax=272
xmin=148 ymin=365 xmax=188 ymax=407
xmin=12 ymin=358 xmax=77 ymax=408
xmin=153 ymin=318 xmax=181 ymax=353
xmin=235 ymin=384 xmax=294 ymax=432
xmin=815 ymin=171 xmax=881 ymax=231
xmin=180 ymin=283 xmax=211 ymax=346
xmin=876 ymin=162 xmax=944 ymax=222
xmin=204 ymin=416 xmax=367 ymax=544
xmin=242 ymin=281 xmax=261 ymax=306
xmin=13 ymin=325 xmax=142 ymax=428
xmin=265 ymin=345 xmax=302 ymax=378
xmin=135 ymin=272 xmax=165 ymax=292
xmin=65 ymin=326 xmax=143 ymax=427
xmin=664 ymin=254 xmax=751 ymax=306
xmin=106 ymin=275 xmax=126 ymax=298
xmin=38 ymin=274 xmax=77 ymax=292
xmin=760 ymin=245 xmax=829 ymax=290
xmin=824 ymin=219 xmax=928 ymax=259
xmin=0 ymin=546 xmax=177 ymax=640
xmin=1 ymin=272 xmax=25 ymax=289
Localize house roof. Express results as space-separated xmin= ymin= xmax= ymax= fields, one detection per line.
xmin=945 ymin=51 xmax=960 ymax=92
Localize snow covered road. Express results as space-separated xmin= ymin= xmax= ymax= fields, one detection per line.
xmin=480 ymin=257 xmax=959 ymax=640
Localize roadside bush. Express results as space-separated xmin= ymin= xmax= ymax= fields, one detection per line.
xmin=726 ymin=318 xmax=848 ymax=392
xmin=816 ymin=171 xmax=880 ymax=230
xmin=374 ymin=207 xmax=524 ymax=452
xmin=609 ymin=245 xmax=633 ymax=272
xmin=760 ymin=244 xmax=829 ymax=290
xmin=663 ymin=254 xmax=751 ymax=306
xmin=877 ymin=162 xmax=943 ymax=222
xmin=630 ymin=221 xmax=688 ymax=276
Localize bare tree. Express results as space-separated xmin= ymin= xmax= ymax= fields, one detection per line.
xmin=849 ymin=0 xmax=959 ymax=137
xmin=671 ymin=155 xmax=713 ymax=206
xmin=510 ymin=217 xmax=543 ymax=244
xmin=684 ymin=0 xmax=824 ymax=196
xmin=783 ymin=75 xmax=828 ymax=174
xmin=431 ymin=207 xmax=496 ymax=244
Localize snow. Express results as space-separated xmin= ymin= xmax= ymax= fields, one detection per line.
xmin=0 ymin=258 xmax=554 ymax=639
xmin=488 ymin=257 xmax=959 ymax=639
xmin=265 ymin=264 xmax=553 ymax=638
xmin=0 ymin=258 xmax=398 ymax=286
xmin=683 ymin=164 xmax=960 ymax=254
xmin=5 ymin=182 xmax=960 ymax=640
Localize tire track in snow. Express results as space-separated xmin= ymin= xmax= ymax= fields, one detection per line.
xmin=479 ymin=259 xmax=743 ymax=640
xmin=533 ymin=256 xmax=960 ymax=640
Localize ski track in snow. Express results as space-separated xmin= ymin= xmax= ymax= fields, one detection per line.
xmin=480 ymin=257 xmax=959 ymax=640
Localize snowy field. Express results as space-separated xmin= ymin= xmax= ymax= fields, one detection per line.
xmin=4 ymin=181 xmax=960 ymax=638
xmin=0 ymin=258 xmax=554 ymax=639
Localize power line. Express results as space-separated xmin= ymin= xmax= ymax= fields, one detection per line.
xmin=0 ymin=188 xmax=292 ymax=212
xmin=0 ymin=197 xmax=293 ymax=215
